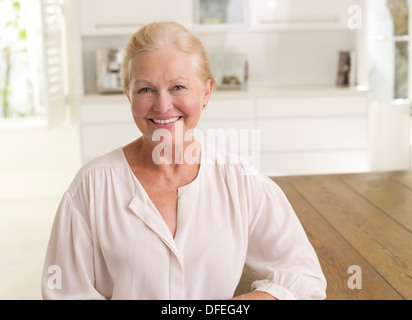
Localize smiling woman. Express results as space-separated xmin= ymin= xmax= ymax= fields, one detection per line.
xmin=41 ymin=21 xmax=326 ymax=300
xmin=125 ymin=47 xmax=212 ymax=151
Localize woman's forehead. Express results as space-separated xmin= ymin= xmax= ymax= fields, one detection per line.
xmin=129 ymin=48 xmax=197 ymax=79
xmin=132 ymin=47 xmax=192 ymax=64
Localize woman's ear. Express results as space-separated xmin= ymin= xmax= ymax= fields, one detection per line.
xmin=203 ymin=79 xmax=214 ymax=106
xmin=125 ymin=89 xmax=131 ymax=103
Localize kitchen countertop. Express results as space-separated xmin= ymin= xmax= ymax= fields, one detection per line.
xmin=79 ymin=85 xmax=369 ymax=103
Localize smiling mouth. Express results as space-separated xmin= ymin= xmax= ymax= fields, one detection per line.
xmin=150 ymin=117 xmax=182 ymax=124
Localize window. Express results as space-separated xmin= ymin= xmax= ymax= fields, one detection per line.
xmin=0 ymin=0 xmax=67 ymax=128
xmin=366 ymin=0 xmax=410 ymax=101
xmin=0 ymin=0 xmax=42 ymax=118
xmin=366 ymin=0 xmax=412 ymax=171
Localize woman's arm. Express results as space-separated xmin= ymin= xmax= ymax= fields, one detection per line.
xmin=241 ymin=176 xmax=327 ymax=300
xmin=42 ymin=192 xmax=107 ymax=300
xmin=231 ymin=291 xmax=278 ymax=300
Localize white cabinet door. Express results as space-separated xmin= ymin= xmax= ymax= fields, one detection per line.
xmin=256 ymin=96 xmax=368 ymax=118
xmin=254 ymin=92 xmax=369 ymax=176
xmin=256 ymin=95 xmax=368 ymax=152
xmin=260 ymin=150 xmax=368 ymax=177
xmin=197 ymin=97 xmax=256 ymax=157
xmin=257 ymin=117 xmax=367 ymax=152
xmin=201 ymin=97 xmax=255 ymax=120
xmin=79 ymin=0 xmax=193 ymax=35
xmin=249 ymin=0 xmax=350 ymax=30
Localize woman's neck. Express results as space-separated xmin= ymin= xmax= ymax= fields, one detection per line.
xmin=125 ymin=137 xmax=201 ymax=175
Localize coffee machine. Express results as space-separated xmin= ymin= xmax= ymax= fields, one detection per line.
xmin=95 ymin=48 xmax=124 ymax=93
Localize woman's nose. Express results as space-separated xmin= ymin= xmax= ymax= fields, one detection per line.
xmin=153 ymin=92 xmax=173 ymax=113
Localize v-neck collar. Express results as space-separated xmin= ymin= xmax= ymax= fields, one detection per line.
xmin=121 ymin=143 xmax=206 ymax=264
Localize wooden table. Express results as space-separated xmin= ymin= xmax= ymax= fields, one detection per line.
xmin=235 ymin=171 xmax=412 ymax=300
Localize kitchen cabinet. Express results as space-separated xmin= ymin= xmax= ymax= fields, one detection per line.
xmin=206 ymin=90 xmax=370 ymax=176
xmin=249 ymin=0 xmax=352 ymax=30
xmin=254 ymin=93 xmax=369 ymax=176
xmin=77 ymin=88 xmax=370 ymax=176
xmin=79 ymin=0 xmax=193 ymax=35
xmin=193 ymin=0 xmax=249 ymax=32
xmin=78 ymin=96 xmax=256 ymax=164
xmin=77 ymin=0 xmax=356 ymax=35
xmin=196 ymin=98 xmax=256 ymax=157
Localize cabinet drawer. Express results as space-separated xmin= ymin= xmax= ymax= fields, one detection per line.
xmin=195 ymin=119 xmax=256 ymax=156
xmin=203 ymin=98 xmax=255 ymax=120
xmin=256 ymin=96 xmax=368 ymax=118
xmin=197 ymin=119 xmax=254 ymax=131
xmin=250 ymin=0 xmax=349 ymax=30
xmin=257 ymin=117 xmax=367 ymax=152
xmin=79 ymin=0 xmax=193 ymax=35
xmin=259 ymin=150 xmax=368 ymax=177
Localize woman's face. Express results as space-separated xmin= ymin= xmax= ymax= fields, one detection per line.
xmin=126 ymin=47 xmax=213 ymax=147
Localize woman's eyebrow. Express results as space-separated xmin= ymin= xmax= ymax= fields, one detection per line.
xmin=133 ymin=77 xmax=190 ymax=86
xmin=133 ymin=79 xmax=153 ymax=86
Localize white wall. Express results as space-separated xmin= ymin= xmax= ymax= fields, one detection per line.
xmin=80 ymin=29 xmax=356 ymax=93
xmin=199 ymin=29 xmax=355 ymax=88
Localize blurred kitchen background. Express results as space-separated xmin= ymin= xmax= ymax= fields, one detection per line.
xmin=0 ymin=0 xmax=411 ymax=299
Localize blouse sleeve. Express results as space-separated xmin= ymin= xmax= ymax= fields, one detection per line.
xmin=245 ymin=176 xmax=327 ymax=300
xmin=41 ymin=192 xmax=107 ymax=300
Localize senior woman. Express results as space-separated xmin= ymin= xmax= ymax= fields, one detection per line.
xmin=41 ymin=22 xmax=326 ymax=300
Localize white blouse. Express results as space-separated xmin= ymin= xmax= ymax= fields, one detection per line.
xmin=41 ymin=144 xmax=327 ymax=300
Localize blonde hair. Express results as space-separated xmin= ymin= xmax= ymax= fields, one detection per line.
xmin=122 ymin=21 xmax=215 ymax=91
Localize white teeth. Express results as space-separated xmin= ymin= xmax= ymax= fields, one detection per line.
xmin=152 ymin=117 xmax=180 ymax=124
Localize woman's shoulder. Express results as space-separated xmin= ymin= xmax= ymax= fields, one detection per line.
xmin=205 ymin=142 xmax=283 ymax=180
xmin=202 ymin=143 xmax=260 ymax=176
xmin=201 ymin=143 xmax=275 ymax=190
xmin=67 ymin=147 xmax=127 ymax=195
xmin=80 ymin=147 xmax=125 ymax=171
xmin=201 ymin=144 xmax=286 ymax=209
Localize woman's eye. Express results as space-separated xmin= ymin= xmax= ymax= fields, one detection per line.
xmin=138 ymin=87 xmax=151 ymax=94
xmin=174 ymin=85 xmax=185 ymax=91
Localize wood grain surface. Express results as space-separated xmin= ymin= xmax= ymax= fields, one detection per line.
xmin=235 ymin=171 xmax=412 ymax=300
